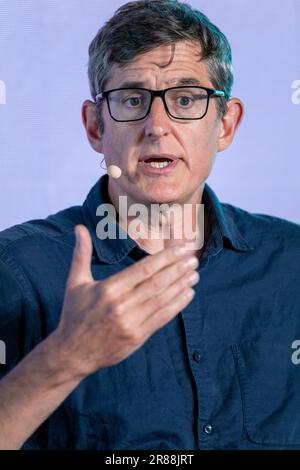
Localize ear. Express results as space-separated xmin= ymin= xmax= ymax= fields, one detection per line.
xmin=81 ymin=100 xmax=103 ymax=153
xmin=217 ymin=98 xmax=245 ymax=152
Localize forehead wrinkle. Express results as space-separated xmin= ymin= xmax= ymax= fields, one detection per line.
xmin=145 ymin=41 xmax=202 ymax=68
xmin=107 ymin=42 xmax=208 ymax=89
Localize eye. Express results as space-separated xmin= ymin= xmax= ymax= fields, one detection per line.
xmin=176 ymin=95 xmax=194 ymax=107
xmin=123 ymin=96 xmax=143 ymax=107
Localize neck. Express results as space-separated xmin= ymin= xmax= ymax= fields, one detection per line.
xmin=107 ymin=178 xmax=209 ymax=255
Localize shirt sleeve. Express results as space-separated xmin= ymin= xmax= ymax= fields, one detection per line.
xmin=0 ymin=256 xmax=29 ymax=377
xmin=0 ymin=254 xmax=48 ymax=449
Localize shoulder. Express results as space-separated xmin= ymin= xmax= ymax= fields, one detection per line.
xmin=0 ymin=205 xmax=84 ymax=295
xmin=222 ymin=202 xmax=300 ymax=248
xmin=0 ymin=205 xmax=83 ymax=256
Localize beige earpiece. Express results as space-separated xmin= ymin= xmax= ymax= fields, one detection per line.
xmin=107 ymin=165 xmax=122 ymax=179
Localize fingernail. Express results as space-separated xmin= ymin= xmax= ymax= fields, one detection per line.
xmin=188 ymin=271 xmax=200 ymax=284
xmin=184 ymin=256 xmax=199 ymax=269
xmin=186 ymin=289 xmax=195 ymax=300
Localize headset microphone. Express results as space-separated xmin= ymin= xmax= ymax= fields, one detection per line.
xmin=107 ymin=165 xmax=122 ymax=179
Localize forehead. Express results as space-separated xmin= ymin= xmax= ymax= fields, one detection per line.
xmin=106 ymin=41 xmax=212 ymax=89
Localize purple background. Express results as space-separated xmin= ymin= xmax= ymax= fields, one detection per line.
xmin=0 ymin=0 xmax=299 ymax=230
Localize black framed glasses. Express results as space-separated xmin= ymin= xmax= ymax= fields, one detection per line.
xmin=95 ymin=86 xmax=226 ymax=122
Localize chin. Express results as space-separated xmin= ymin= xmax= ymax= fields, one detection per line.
xmin=142 ymin=188 xmax=183 ymax=205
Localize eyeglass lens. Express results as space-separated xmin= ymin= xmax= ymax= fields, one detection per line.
xmin=107 ymin=87 xmax=209 ymax=121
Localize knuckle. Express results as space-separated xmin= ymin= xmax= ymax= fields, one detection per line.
xmin=141 ymin=261 xmax=153 ymax=277
xmin=151 ymin=274 xmax=163 ymax=290
xmin=181 ymin=276 xmax=190 ymax=290
xmin=99 ymin=282 xmax=114 ymax=300
xmin=158 ymin=307 xmax=172 ymax=323
xmin=118 ymin=319 xmax=131 ymax=336
xmin=155 ymin=294 xmax=166 ymax=310
xmin=113 ymin=302 xmax=124 ymax=316
xmin=118 ymin=320 xmax=140 ymax=344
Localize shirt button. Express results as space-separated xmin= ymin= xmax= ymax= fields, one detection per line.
xmin=203 ymin=424 xmax=214 ymax=435
xmin=192 ymin=352 xmax=202 ymax=363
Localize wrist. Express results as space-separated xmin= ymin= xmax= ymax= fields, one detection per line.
xmin=36 ymin=331 xmax=87 ymax=388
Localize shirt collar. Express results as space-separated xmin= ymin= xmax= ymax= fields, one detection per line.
xmin=203 ymin=184 xmax=254 ymax=254
xmin=82 ymin=174 xmax=137 ymax=264
xmin=81 ymin=175 xmax=253 ymax=264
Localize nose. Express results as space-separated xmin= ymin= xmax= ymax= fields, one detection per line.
xmin=144 ymin=95 xmax=171 ymax=139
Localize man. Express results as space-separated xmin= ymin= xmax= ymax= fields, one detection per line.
xmin=0 ymin=0 xmax=300 ymax=450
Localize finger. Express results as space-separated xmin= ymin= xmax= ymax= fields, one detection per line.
xmin=67 ymin=225 xmax=94 ymax=289
xmin=142 ymin=286 xmax=196 ymax=335
xmin=104 ymin=243 xmax=193 ymax=296
xmin=119 ymin=254 xmax=199 ymax=309
xmin=162 ymin=205 xmax=187 ymax=251
xmin=131 ymin=265 xmax=199 ymax=324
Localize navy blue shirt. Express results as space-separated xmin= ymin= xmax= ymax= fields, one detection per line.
xmin=0 ymin=174 xmax=300 ymax=450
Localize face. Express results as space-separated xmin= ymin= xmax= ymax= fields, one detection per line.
xmin=83 ymin=40 xmax=243 ymax=207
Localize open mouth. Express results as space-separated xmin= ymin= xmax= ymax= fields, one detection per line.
xmin=141 ymin=157 xmax=174 ymax=168
xmin=137 ymin=154 xmax=180 ymax=174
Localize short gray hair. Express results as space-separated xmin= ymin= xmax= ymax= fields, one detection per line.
xmin=88 ymin=0 xmax=234 ymax=133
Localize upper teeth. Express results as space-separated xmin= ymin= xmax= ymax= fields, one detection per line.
xmin=148 ymin=161 xmax=171 ymax=168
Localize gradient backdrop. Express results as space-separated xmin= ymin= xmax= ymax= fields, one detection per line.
xmin=0 ymin=0 xmax=299 ymax=230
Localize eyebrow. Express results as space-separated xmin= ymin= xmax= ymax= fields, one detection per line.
xmin=117 ymin=77 xmax=203 ymax=88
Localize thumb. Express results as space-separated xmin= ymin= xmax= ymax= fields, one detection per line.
xmin=67 ymin=224 xmax=94 ymax=289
